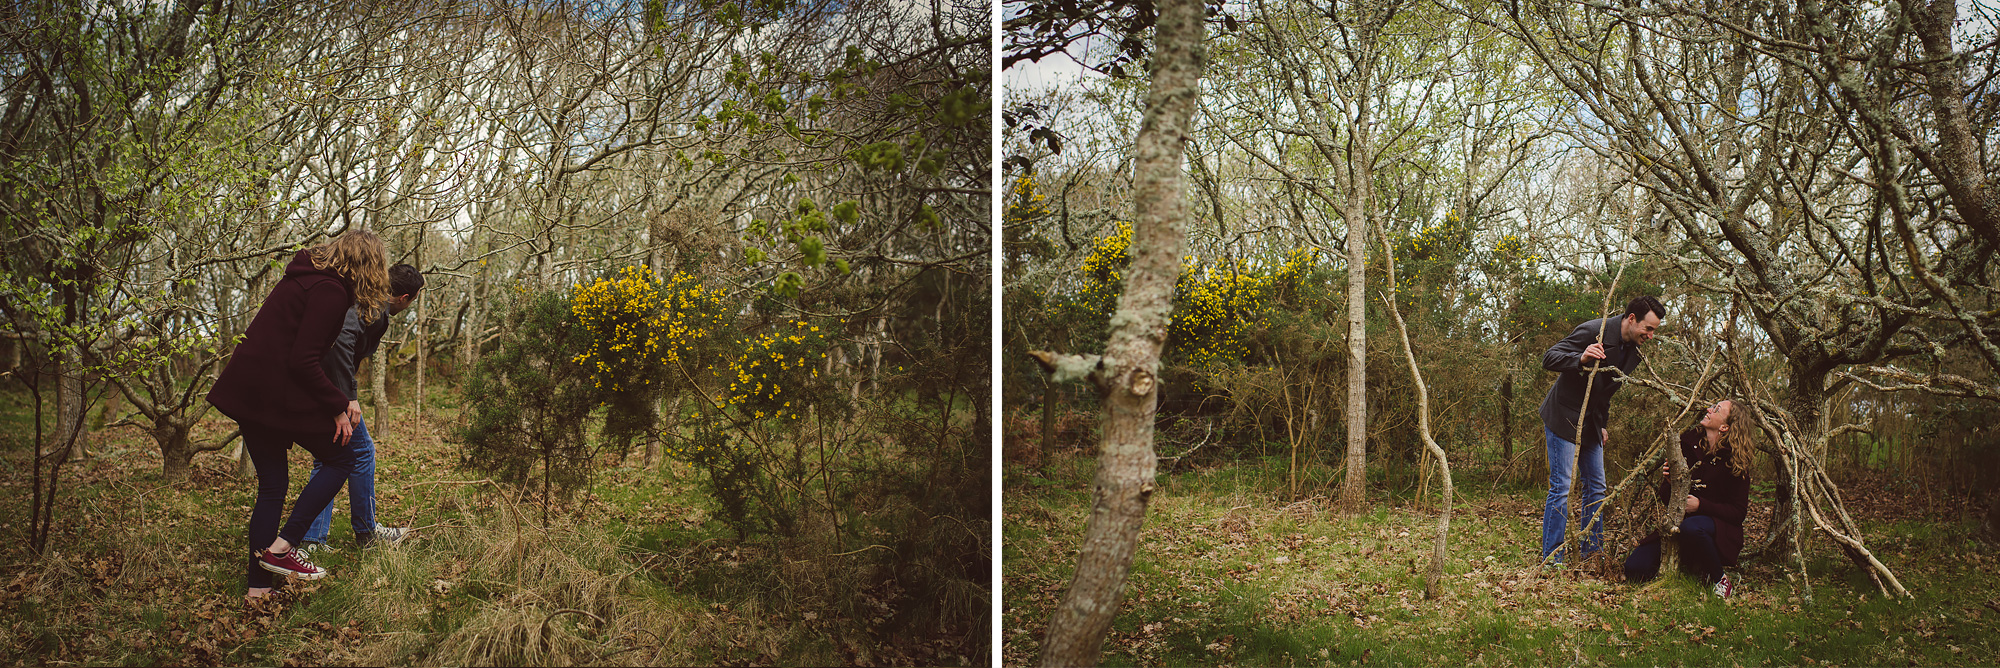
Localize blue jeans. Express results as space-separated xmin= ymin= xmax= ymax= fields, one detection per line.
xmin=1540 ymin=426 xmax=1605 ymax=560
xmin=303 ymin=416 xmax=379 ymax=544
xmin=243 ymin=420 xmax=355 ymax=589
xmin=1623 ymin=514 xmax=1726 ymax=585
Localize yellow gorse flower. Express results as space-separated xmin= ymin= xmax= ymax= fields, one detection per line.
xmin=570 ymin=266 xmax=727 ymax=395
xmin=1079 ymin=221 xmax=1134 ymax=305
xmin=720 ymin=318 xmax=833 ymax=421
xmin=1168 ymin=249 xmax=1312 ymax=377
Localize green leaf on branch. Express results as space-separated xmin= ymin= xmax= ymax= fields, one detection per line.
xmin=848 ymin=141 xmax=904 ymax=172
xmin=800 ymin=236 xmax=825 ymax=266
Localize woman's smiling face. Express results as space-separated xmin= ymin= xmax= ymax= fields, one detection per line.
xmin=1700 ymin=400 xmax=1732 ymax=432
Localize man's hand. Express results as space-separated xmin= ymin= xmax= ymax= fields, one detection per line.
xmin=1582 ymin=342 xmax=1607 ymax=363
xmin=1684 ymin=495 xmax=1700 ymax=514
xmin=1600 ymin=428 xmax=1608 ymax=445
xmin=335 ymin=412 xmax=354 ymax=446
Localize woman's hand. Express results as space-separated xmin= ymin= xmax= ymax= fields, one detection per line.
xmin=335 ymin=411 xmax=354 ymax=446
xmin=1684 ymin=495 xmax=1700 ymax=514
xmin=346 ymin=400 xmax=363 ymax=426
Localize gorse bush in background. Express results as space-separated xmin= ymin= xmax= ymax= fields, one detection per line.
xmin=570 ymin=267 xmax=731 ymax=455
xmin=718 ymin=319 xmax=833 ymax=421
xmin=1171 ymin=249 xmax=1316 ymax=375
xmin=681 ymin=317 xmax=839 ymax=538
xmin=454 ymin=289 xmax=600 ymax=523
xmin=1005 ymin=195 xmax=1678 ymax=482
xmin=1074 ymin=221 xmax=1322 ymax=376
xmin=456 ymin=268 xmax=740 ymax=523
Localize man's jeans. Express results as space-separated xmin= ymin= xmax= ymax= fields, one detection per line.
xmin=1540 ymin=426 xmax=1606 ymax=560
xmin=304 ymin=416 xmax=380 ymax=544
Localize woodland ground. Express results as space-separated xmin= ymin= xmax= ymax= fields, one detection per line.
xmin=0 ymin=383 xmax=969 ymax=666
xmin=1002 ymin=446 xmax=2000 ymax=667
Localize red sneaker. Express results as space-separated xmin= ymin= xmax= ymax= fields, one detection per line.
xmin=258 ymin=548 xmax=327 ymax=580
xmin=1711 ymin=573 xmax=1733 ymax=598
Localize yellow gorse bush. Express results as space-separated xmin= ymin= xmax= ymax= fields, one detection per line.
xmin=720 ymin=319 xmax=830 ymax=421
xmin=1006 ymin=176 xmax=1051 ymax=222
xmin=1079 ymin=221 xmax=1133 ymax=306
xmin=1170 ymin=249 xmax=1312 ymax=373
xmin=1076 ymin=220 xmax=1315 ymax=374
xmin=569 ymin=266 xmax=728 ymax=394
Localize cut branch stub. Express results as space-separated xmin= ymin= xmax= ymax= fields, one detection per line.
xmin=1029 ymin=350 xmax=1106 ymax=388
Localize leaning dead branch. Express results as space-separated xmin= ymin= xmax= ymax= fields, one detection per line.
xmin=1720 ymin=323 xmax=1910 ymax=600
xmin=1376 ymin=221 xmax=1453 ymax=601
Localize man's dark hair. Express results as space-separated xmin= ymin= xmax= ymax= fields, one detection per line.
xmin=390 ymin=263 xmax=425 ymax=297
xmin=1624 ymin=295 xmax=1666 ymax=322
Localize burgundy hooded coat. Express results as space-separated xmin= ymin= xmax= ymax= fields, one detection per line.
xmin=1636 ymin=428 xmax=1752 ymax=566
xmin=206 ymin=251 xmax=356 ymax=432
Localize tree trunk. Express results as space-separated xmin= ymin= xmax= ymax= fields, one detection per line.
xmin=464 ymin=224 xmax=488 ymax=370
xmin=1983 ymin=491 xmax=2000 ymax=545
xmin=1762 ymin=369 xmax=1828 ymax=562
xmin=158 ymin=422 xmax=197 ymax=481
xmin=1042 ymin=376 xmax=1058 ymax=470
xmin=1500 ymin=369 xmax=1513 ymax=461
xmin=1335 ymin=24 xmax=1379 ymax=513
xmin=416 ymin=294 xmax=426 ymax=420
xmin=1377 ymin=227 xmax=1454 ymax=601
xmin=1339 ymin=210 xmax=1368 ymax=510
xmin=867 ymin=317 xmax=885 ymax=395
xmin=1036 ymin=0 xmax=1204 ymax=663
xmin=1658 ymin=433 xmax=1694 ymax=575
xmin=372 ymin=351 xmax=390 ymax=442
xmin=93 ymin=384 xmax=119 ymax=431
xmin=53 ymin=352 xmax=88 ymax=462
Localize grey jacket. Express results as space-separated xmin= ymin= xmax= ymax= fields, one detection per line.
xmin=320 ymin=307 xmax=392 ymax=401
xmin=1538 ymin=316 xmax=1642 ymax=448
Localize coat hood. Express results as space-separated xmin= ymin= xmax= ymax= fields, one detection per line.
xmin=284 ymin=249 xmax=353 ymax=290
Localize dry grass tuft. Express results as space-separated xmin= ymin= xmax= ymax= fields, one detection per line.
xmin=340 ymin=491 xmax=717 ymax=666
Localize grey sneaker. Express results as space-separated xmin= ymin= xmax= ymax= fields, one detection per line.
xmin=358 ymin=525 xmax=410 ymax=548
xmin=296 ymin=541 xmax=335 ymax=560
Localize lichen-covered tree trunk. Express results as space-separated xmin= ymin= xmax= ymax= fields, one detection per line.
xmin=157 ymin=421 xmax=199 ymax=481
xmin=1338 ymin=188 xmax=1369 ymax=510
xmin=371 ymin=349 xmax=390 ymax=442
xmin=1336 ymin=102 xmax=1375 ymax=513
xmin=1036 ymin=0 xmax=1204 ymax=663
xmin=1658 ymin=431 xmax=1693 ymax=575
xmin=1761 ymin=369 xmax=1828 ymax=563
xmin=53 ymin=357 xmax=88 ymax=462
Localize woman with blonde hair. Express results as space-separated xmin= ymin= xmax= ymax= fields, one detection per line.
xmin=1622 ymin=398 xmax=1756 ymax=597
xmin=207 ymin=229 xmax=390 ymax=601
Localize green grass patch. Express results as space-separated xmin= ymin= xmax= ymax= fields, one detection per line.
xmin=0 ymin=383 xmax=977 ymax=666
xmin=1004 ymin=452 xmax=2000 ymax=667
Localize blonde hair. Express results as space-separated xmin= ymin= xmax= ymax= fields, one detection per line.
xmin=1714 ymin=398 xmax=1756 ymax=479
xmin=309 ymin=229 xmax=390 ymax=322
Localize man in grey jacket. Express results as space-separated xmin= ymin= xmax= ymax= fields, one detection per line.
xmin=1537 ymin=295 xmax=1665 ymax=564
xmin=299 ymin=263 xmax=425 ymax=554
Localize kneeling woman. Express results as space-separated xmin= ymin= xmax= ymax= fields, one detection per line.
xmin=1623 ymin=399 xmax=1753 ymax=597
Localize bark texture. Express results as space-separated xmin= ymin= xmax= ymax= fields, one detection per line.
xmin=1336 ymin=58 xmax=1376 ymax=513
xmin=1036 ymin=0 xmax=1204 ymax=663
